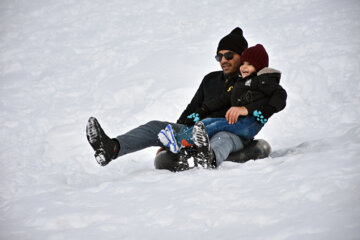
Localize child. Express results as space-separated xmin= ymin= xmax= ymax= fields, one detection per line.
xmin=159 ymin=44 xmax=287 ymax=154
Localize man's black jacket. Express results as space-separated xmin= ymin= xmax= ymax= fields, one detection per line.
xmin=177 ymin=71 xmax=237 ymax=124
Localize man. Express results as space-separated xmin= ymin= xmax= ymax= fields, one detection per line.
xmin=87 ymin=27 xmax=268 ymax=170
xmin=177 ymin=27 xmax=245 ymax=124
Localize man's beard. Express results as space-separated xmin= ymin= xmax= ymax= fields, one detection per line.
xmin=222 ymin=64 xmax=239 ymax=78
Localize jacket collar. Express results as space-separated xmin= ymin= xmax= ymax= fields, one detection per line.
xmin=223 ymin=71 xmax=240 ymax=80
xmin=257 ymin=67 xmax=281 ymax=76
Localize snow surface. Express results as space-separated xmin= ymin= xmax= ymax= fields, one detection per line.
xmin=1 ymin=0 xmax=360 ymax=239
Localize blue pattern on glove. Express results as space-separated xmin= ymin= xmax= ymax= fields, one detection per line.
xmin=253 ymin=110 xmax=268 ymax=124
xmin=187 ymin=113 xmax=200 ymax=122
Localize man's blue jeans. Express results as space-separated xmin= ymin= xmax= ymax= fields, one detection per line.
xmin=116 ymin=121 xmax=182 ymax=157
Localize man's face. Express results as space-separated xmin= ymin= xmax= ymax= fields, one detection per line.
xmin=217 ymin=50 xmax=241 ymax=76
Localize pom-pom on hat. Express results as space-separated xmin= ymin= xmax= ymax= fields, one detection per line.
xmin=240 ymin=44 xmax=269 ymax=71
xmin=217 ymin=27 xmax=248 ymax=55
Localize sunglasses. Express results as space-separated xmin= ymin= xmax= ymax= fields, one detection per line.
xmin=215 ymin=52 xmax=235 ymax=62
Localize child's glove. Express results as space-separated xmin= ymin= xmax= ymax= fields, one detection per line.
xmin=253 ymin=106 xmax=275 ymax=124
xmin=184 ymin=108 xmax=207 ymax=126
xmin=184 ymin=113 xmax=200 ymax=126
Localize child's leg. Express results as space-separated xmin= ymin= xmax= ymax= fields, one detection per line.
xmin=204 ymin=116 xmax=263 ymax=140
xmin=233 ymin=116 xmax=263 ymax=139
xmin=173 ymin=117 xmax=262 ymax=146
xmin=174 ymin=118 xmax=223 ymax=146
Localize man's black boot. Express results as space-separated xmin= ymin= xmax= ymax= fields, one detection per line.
xmin=86 ymin=117 xmax=120 ymax=166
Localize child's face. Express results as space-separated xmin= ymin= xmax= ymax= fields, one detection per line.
xmin=240 ymin=61 xmax=256 ymax=78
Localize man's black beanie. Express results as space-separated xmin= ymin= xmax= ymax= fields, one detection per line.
xmin=217 ymin=27 xmax=248 ymax=55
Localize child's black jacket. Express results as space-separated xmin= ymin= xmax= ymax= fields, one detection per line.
xmin=202 ymin=68 xmax=287 ymax=119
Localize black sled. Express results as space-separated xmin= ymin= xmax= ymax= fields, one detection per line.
xmin=154 ymin=139 xmax=271 ymax=172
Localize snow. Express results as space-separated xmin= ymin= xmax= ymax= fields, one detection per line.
xmin=1 ymin=0 xmax=360 ymax=239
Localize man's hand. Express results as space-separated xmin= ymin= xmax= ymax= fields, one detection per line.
xmin=225 ymin=106 xmax=248 ymax=124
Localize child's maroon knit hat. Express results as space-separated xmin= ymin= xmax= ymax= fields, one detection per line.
xmin=240 ymin=44 xmax=269 ymax=71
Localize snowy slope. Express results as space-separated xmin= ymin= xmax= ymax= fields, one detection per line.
xmin=1 ymin=0 xmax=360 ymax=239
